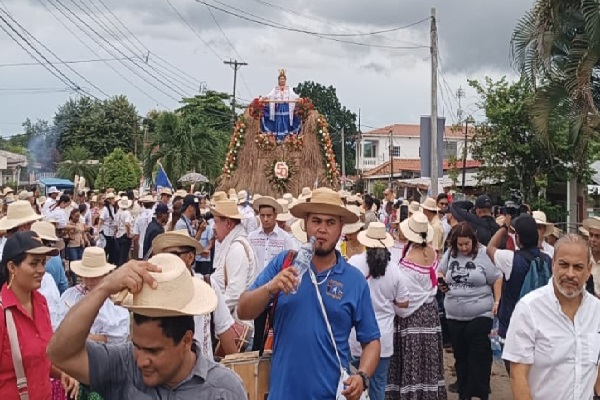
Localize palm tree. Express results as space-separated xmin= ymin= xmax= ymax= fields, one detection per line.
xmin=511 ymin=0 xmax=600 ymax=172
xmin=57 ymin=145 xmax=98 ymax=187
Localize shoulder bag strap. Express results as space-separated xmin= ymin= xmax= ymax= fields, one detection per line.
xmin=0 ymin=295 xmax=30 ymax=400
xmin=309 ymin=268 xmax=345 ymax=376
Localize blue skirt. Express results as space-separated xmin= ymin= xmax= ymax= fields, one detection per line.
xmin=261 ymin=103 xmax=302 ymax=141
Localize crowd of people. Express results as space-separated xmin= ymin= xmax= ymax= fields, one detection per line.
xmin=0 ymin=183 xmax=599 ymax=400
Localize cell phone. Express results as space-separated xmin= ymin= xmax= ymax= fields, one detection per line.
xmin=399 ymin=205 xmax=409 ymax=223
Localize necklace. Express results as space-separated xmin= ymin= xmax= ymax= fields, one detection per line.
xmin=316 ymin=269 xmax=332 ymax=285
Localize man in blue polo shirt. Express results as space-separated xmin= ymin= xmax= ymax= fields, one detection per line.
xmin=238 ymin=187 xmax=381 ymax=400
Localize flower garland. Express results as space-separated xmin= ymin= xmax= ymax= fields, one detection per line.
xmin=248 ymin=98 xmax=266 ymax=120
xmin=265 ymin=157 xmax=296 ymax=194
xmin=222 ymin=118 xmax=247 ymax=179
xmin=255 ymin=133 xmax=278 ymax=151
xmin=294 ymin=98 xmax=314 ymax=122
xmin=283 ymin=134 xmax=303 ymax=151
xmin=316 ymin=115 xmax=340 ymax=185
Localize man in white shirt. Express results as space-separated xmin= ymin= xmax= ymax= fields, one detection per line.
xmin=43 ymin=186 xmax=60 ymax=217
xmin=248 ymin=196 xmax=296 ymax=272
xmin=503 ymin=234 xmax=600 ymax=400
xmin=532 ymin=210 xmax=555 ymax=258
xmin=132 ymin=195 xmax=156 ymax=259
xmin=210 ymin=200 xmax=258 ymax=327
xmin=237 ymin=190 xmax=259 ymax=234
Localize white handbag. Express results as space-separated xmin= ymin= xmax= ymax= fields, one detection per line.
xmin=309 ymin=269 xmax=369 ymax=400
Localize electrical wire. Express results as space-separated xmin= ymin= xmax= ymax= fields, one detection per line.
xmin=197 ymin=0 xmax=429 ymax=50
xmin=0 ymin=6 xmax=108 ymax=97
xmin=0 ymin=57 xmax=130 ymax=68
xmin=40 ymin=0 xmax=166 ymax=107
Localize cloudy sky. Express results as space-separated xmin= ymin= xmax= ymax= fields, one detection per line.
xmin=0 ymin=0 xmax=534 ymax=136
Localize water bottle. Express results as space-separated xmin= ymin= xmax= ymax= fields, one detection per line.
xmin=291 ymin=236 xmax=317 ymax=294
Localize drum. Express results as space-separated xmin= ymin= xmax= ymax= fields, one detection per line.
xmin=221 ymin=351 xmax=271 ymax=400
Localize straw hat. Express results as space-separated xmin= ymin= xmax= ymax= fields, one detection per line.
xmin=119 ymin=253 xmax=218 ymax=317
xmin=118 ymin=196 xmax=132 ymax=209
xmin=579 ymin=226 xmax=590 ymax=238
xmin=237 ymin=190 xmax=248 ymax=205
xmin=0 ymin=200 xmax=42 ymax=230
xmin=420 ymin=197 xmax=438 ymax=213
xmin=358 ymin=222 xmax=394 ymax=248
xmin=90 ymin=195 xmax=98 ymax=203
xmin=298 ymin=187 xmax=312 ymax=201
xmin=211 ymin=191 xmax=228 ymax=205
xmin=276 ymin=199 xmax=293 ymax=222
xmin=251 ymin=193 xmax=262 ymax=204
xmin=159 ymin=188 xmax=173 ymax=196
xmin=210 ymin=200 xmax=244 ymax=220
xmin=291 ymin=188 xmax=359 ymax=223
xmin=70 ymin=247 xmax=117 ymax=278
xmin=408 ymin=201 xmax=420 ymax=214
xmin=291 ymin=219 xmax=307 ymax=243
xmin=342 ymin=205 xmax=364 ymax=235
xmin=532 ymin=210 xmax=554 ymax=236
xmin=229 ymin=194 xmax=239 ymax=204
xmin=105 ymin=192 xmax=115 ymax=200
xmin=152 ymin=230 xmax=204 ymax=255
xmin=46 ymin=186 xmax=59 ymax=195
xmin=400 ymin=211 xmax=434 ymax=244
xmin=17 ymin=190 xmax=33 ymax=201
xmin=31 ymin=220 xmax=65 ymax=251
xmin=3 ymin=187 xmax=13 ymax=196
xmin=583 ymin=216 xmax=600 ymax=232
xmin=174 ymin=189 xmax=188 ymax=198
xmin=283 ymin=193 xmax=294 ymax=204
xmin=228 ymin=188 xmax=237 ymax=197
xmin=549 ymin=226 xmax=563 ymax=239
xmin=140 ymin=194 xmax=156 ymax=204
xmin=36 ymin=196 xmax=47 ymax=206
xmin=253 ymin=196 xmax=283 ymax=214
xmin=4 ymin=194 xmax=16 ymax=205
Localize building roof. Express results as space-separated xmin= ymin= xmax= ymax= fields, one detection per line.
xmin=0 ymin=149 xmax=27 ymax=164
xmin=362 ymin=158 xmax=481 ymax=178
xmin=362 ymin=123 xmax=473 ymax=139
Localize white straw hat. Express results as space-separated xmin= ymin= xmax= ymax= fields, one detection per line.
xmin=291 ymin=219 xmax=307 ymax=243
xmin=291 ymin=188 xmax=359 ymax=223
xmin=532 ymin=210 xmax=554 ymax=236
xmin=118 ymin=196 xmax=132 ymax=209
xmin=253 ymin=196 xmax=283 ymax=214
xmin=210 ymin=200 xmax=245 ymax=220
xmin=283 ymin=193 xmax=294 ymax=204
xmin=31 ymin=221 xmax=59 ymax=242
xmin=70 ymin=247 xmax=117 ymax=278
xmin=276 ymin=199 xmax=293 ymax=222
xmin=400 ymin=211 xmax=433 ymax=244
xmin=298 ymin=187 xmax=312 ymax=201
xmin=358 ymin=222 xmax=394 ymax=248
xmin=420 ymin=197 xmax=438 ymax=212
xmin=118 ymin=253 xmax=218 ymax=317
xmin=17 ymin=190 xmax=33 ymax=201
xmin=583 ymin=216 xmax=600 ymax=232
xmin=0 ymin=200 xmax=42 ymax=230
xmin=342 ymin=205 xmax=364 ymax=235
xmin=140 ymin=194 xmax=156 ymax=204
xmin=408 ymin=201 xmax=420 ymax=214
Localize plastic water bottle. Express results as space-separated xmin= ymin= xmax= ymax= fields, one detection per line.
xmin=291 ymin=236 xmax=317 ymax=294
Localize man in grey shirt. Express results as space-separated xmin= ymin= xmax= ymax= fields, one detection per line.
xmin=47 ymin=256 xmax=246 ymax=399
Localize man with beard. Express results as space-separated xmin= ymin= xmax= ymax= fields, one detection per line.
xmin=238 ymin=188 xmax=381 ymax=400
xmin=503 ymin=234 xmax=600 ymax=400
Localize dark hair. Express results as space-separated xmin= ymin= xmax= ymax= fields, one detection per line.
xmin=366 ymin=247 xmax=390 ymax=279
xmin=436 ymin=193 xmax=449 ymax=202
xmin=69 ymin=207 xmax=80 ymax=221
xmin=103 ymin=199 xmax=115 ymax=220
xmin=78 ymin=203 xmax=87 ymax=214
xmin=0 ymin=252 xmax=28 ymax=287
xmin=373 ymin=198 xmax=381 ymax=212
xmin=143 ymin=202 xmax=154 ymax=209
xmin=364 ymin=194 xmax=374 ymax=209
xmin=132 ymin=313 xmax=195 ymax=344
xmin=449 ymin=222 xmax=479 ymax=258
xmin=258 ymin=205 xmax=276 ymax=213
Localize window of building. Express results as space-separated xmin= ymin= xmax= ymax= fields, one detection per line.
xmin=443 ymin=141 xmax=457 ymax=159
xmin=392 ymin=145 xmax=401 ymax=158
xmin=363 ymin=141 xmax=378 ymax=158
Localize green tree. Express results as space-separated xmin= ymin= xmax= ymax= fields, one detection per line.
xmin=511 ymin=1 xmax=600 ymax=174
xmin=57 ymin=145 xmax=98 ymax=187
xmin=143 ymin=91 xmax=231 ymax=183
xmin=96 ymin=148 xmax=140 ymax=191
xmin=294 ymin=81 xmax=358 ymax=176
xmin=468 ymin=77 xmax=580 ymax=201
xmin=54 ymin=95 xmax=139 ymax=160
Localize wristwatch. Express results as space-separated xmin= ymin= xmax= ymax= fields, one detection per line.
xmin=357 ymin=371 xmax=370 ymax=392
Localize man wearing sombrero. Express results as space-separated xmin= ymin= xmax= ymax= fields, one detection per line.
xmin=48 ymin=256 xmax=247 ymax=398
xmin=238 ymin=187 xmax=381 ymax=400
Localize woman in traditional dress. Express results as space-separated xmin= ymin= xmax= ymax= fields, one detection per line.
xmin=261 ymin=69 xmax=302 ymax=141
xmin=386 ymin=211 xmax=447 ymax=400
xmin=348 ymin=222 xmax=409 ymax=400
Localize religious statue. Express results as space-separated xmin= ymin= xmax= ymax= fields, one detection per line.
xmin=260 ymin=69 xmax=302 ymax=141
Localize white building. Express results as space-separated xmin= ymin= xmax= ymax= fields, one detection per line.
xmin=0 ymin=150 xmax=28 ymax=185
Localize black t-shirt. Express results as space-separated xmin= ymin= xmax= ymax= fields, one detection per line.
xmin=450 ymin=203 xmax=499 ymax=246
xmin=142 ymin=219 xmax=164 ymax=258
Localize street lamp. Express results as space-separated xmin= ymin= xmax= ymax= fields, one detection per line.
xmin=461 ymin=115 xmax=475 ymax=190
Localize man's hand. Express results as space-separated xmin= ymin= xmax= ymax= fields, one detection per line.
xmin=98 ymin=260 xmax=160 ymax=297
xmin=61 ymin=372 xmax=79 ymax=399
xmin=504 ymin=214 xmax=512 ymax=228
xmin=198 ymin=219 xmax=207 ymax=232
xmin=267 ymin=267 xmax=299 ymax=295
xmin=342 ymin=374 xmax=365 ymax=400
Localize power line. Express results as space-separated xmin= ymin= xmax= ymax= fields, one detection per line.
xmin=40 ymin=0 xmax=166 ymax=106
xmin=197 ymin=0 xmax=429 ymax=50
xmin=0 ymin=6 xmax=108 ymax=97
xmin=163 ymin=0 xmax=223 ymax=61
xmin=0 ymin=56 xmax=130 ymax=68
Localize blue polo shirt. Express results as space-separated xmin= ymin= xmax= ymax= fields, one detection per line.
xmin=249 ymin=250 xmax=380 ymax=399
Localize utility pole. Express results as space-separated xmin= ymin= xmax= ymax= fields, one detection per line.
xmin=389 ymin=129 xmax=393 ymax=187
xmin=456 ymin=87 xmax=467 ymax=190
xmin=341 ymin=127 xmax=346 ymax=191
xmin=224 ymin=59 xmax=248 ymax=127
xmin=430 ymin=7 xmax=439 ymax=196
xmin=357 ymin=108 xmax=361 ymax=173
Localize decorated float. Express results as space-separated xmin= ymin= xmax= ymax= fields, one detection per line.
xmin=217 ymin=69 xmax=340 ymax=197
